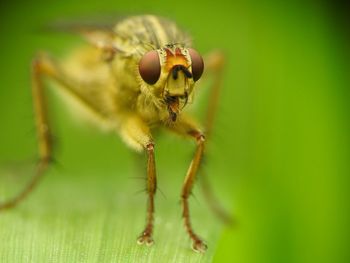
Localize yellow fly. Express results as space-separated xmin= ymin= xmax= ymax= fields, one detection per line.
xmin=0 ymin=15 xmax=228 ymax=252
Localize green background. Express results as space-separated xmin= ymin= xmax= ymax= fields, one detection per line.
xmin=0 ymin=0 xmax=349 ymax=262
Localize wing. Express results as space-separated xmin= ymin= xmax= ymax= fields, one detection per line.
xmin=43 ymin=15 xmax=126 ymax=51
xmin=44 ymin=15 xmax=192 ymax=55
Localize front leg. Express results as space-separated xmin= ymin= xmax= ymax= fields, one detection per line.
xmin=118 ymin=116 xmax=156 ymax=246
xmin=168 ymin=116 xmax=207 ymax=252
xmin=137 ymin=142 xmax=156 ymax=246
xmin=182 ymin=131 xmax=207 ymax=253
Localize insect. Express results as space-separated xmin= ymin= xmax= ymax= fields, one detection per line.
xmin=0 ymin=15 xmax=228 ymax=252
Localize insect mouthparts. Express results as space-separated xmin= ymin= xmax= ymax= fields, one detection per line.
xmin=170 ymin=111 xmax=177 ymax=122
xmin=164 ymin=95 xmax=180 ymax=122
xmin=172 ymin=65 xmax=193 ymax=80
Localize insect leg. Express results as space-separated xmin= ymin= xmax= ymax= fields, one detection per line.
xmin=0 ymin=56 xmax=54 ymax=210
xmin=137 ymin=142 xmax=157 ymax=246
xmin=167 ymin=116 xmax=207 ymax=252
xmin=200 ymin=51 xmax=233 ymax=225
xmin=118 ymin=116 xmax=157 ymax=246
xmin=183 ymin=131 xmax=207 ymax=253
xmin=0 ymin=53 xmax=107 ymax=211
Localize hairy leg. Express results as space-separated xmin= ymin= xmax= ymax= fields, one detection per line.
xmin=200 ymin=51 xmax=233 ymax=224
xmin=118 ymin=115 xmax=157 ymax=246
xmin=0 ymin=53 xmax=108 ymax=211
xmin=167 ymin=115 xmax=207 ymax=252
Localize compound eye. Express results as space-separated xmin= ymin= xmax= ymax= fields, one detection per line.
xmin=139 ymin=50 xmax=161 ymax=85
xmin=188 ymin=48 xmax=204 ymax=81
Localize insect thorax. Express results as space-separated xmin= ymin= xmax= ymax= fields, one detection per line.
xmin=112 ymin=15 xmax=191 ymax=55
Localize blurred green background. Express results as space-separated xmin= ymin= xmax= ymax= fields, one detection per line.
xmin=0 ymin=0 xmax=349 ymax=262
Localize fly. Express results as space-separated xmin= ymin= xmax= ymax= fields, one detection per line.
xmin=0 ymin=14 xmax=230 ymax=253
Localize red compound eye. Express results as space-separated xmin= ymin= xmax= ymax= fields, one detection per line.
xmin=188 ymin=48 xmax=204 ymax=81
xmin=139 ymin=50 xmax=161 ymax=85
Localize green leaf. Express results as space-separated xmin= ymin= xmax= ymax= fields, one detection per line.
xmin=0 ymin=168 xmax=222 ymax=262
